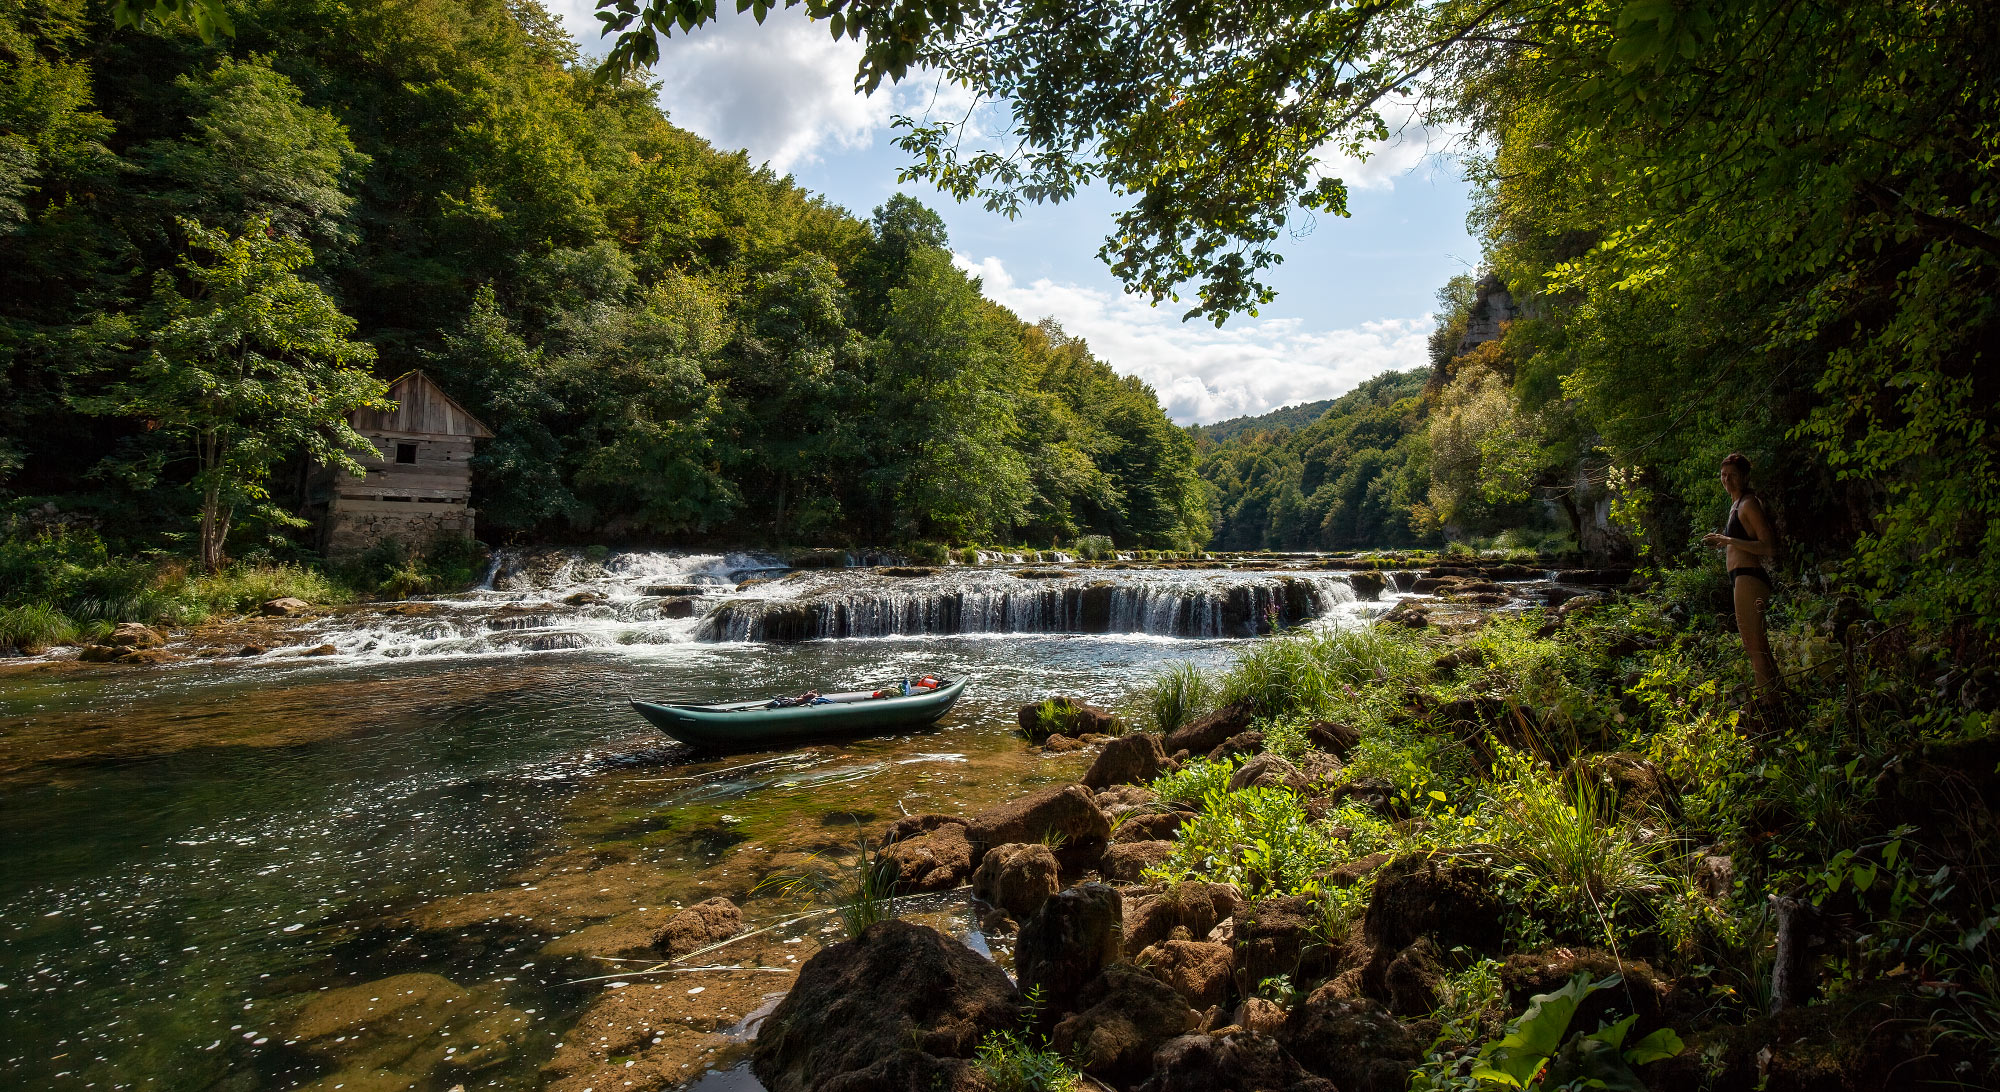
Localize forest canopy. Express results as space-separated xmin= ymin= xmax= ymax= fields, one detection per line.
xmin=0 ymin=0 xmax=1210 ymax=562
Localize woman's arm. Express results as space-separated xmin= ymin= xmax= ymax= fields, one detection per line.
xmin=1734 ymin=496 xmax=1778 ymax=558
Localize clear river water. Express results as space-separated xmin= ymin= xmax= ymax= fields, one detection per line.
xmin=0 ymin=551 xmax=1414 ymax=1092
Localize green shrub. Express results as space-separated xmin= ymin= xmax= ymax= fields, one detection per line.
xmin=904 ymin=540 xmax=949 ymax=565
xmin=1074 ymin=534 xmax=1116 ymax=561
xmin=1157 ymin=785 xmax=1345 ymax=898
xmin=1217 ymin=625 xmax=1433 ymax=719
xmin=0 ymin=603 xmax=80 ymax=653
xmin=1143 ymin=660 xmax=1215 ymax=732
xmin=1150 ymin=755 xmax=1237 ymax=806
xmin=956 ymin=546 xmax=982 ymax=565
xmin=182 ymin=563 xmax=349 ymax=614
xmin=1474 ymin=754 xmax=1667 ymax=941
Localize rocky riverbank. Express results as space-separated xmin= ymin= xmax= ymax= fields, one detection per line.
xmin=714 ymin=578 xmax=1999 ymax=1092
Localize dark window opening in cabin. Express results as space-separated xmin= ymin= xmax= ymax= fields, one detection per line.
xmin=395 ymin=442 xmax=417 ymax=464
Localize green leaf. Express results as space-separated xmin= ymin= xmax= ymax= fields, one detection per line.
xmin=1623 ymin=1027 xmax=1685 ymax=1065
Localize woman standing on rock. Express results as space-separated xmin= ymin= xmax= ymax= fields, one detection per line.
xmin=1703 ymin=453 xmax=1779 ymax=708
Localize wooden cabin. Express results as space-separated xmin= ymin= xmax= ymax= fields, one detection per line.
xmin=316 ymin=371 xmax=494 ymax=555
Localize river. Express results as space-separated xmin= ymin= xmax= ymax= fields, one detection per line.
xmin=0 ymin=551 xmax=1418 ymax=1092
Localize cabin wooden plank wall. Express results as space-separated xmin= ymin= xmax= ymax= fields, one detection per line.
xmin=317 ymin=372 xmax=493 ymax=556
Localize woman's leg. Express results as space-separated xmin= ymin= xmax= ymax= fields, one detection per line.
xmin=1735 ymin=574 xmax=1777 ymax=699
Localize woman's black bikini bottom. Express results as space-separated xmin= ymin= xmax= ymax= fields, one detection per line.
xmin=1729 ymin=566 xmax=1770 ymax=589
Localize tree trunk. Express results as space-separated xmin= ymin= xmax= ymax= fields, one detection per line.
xmin=1769 ymin=894 xmax=1819 ymax=1014
xmin=198 ymin=430 xmax=227 ymax=573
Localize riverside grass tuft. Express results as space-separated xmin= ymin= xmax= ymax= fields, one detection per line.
xmin=1134 ymin=566 xmax=2000 ymax=1083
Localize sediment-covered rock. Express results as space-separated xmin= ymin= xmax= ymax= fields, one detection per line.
xmin=1362 ymin=855 xmax=1505 ymax=957
xmin=1304 ymin=721 xmax=1360 ymax=759
xmin=1233 ymin=997 xmax=1290 ymax=1037
xmin=1084 ymin=732 xmax=1169 ymax=788
xmin=1016 ymin=883 xmax=1124 ymax=1010
xmin=1051 ymin=963 xmax=1198 ymax=1083
xmin=751 ymin=920 xmax=1021 ymax=1092
xmin=1164 ymin=700 xmax=1255 ymax=756
xmin=651 ymin=896 xmax=742 ymax=958
xmin=1501 ymin=949 xmax=1669 ymax=1035
xmin=1124 ymin=882 xmax=1240 ymax=954
xmin=1138 ymin=939 xmax=1234 ymax=1009
xmin=1018 ymin=695 xmax=1119 ymax=741
xmin=260 ymin=597 xmax=312 ymax=616
xmin=1093 ymin=784 xmax=1158 ymax=823
xmin=1236 ymin=895 xmax=1318 ymax=989
xmin=1113 ymin=811 xmax=1184 ymax=844
xmin=1228 ymin=752 xmax=1308 ymax=793
xmin=1138 ymin=1031 xmax=1337 ymax=1092
xmin=1100 ymin=840 xmax=1175 ymax=884
xmin=972 ymin=843 xmax=1061 ymax=920
xmin=879 ymin=821 xmax=976 ymax=891
xmin=967 ymin=784 xmax=1110 ymax=867
xmin=1207 ymin=729 xmax=1265 ymax=762
xmin=1281 ymin=990 xmax=1421 ymax=1092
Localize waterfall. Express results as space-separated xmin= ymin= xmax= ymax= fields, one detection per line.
xmin=696 ymin=574 xmax=1360 ymax=642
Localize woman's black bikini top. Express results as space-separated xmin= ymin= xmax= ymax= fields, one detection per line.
xmin=1725 ymin=495 xmax=1757 ymax=542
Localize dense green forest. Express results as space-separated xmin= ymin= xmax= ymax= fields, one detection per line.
xmin=0 ymin=0 xmax=1209 ymax=572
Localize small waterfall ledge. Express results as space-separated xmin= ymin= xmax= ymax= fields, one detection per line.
xmin=696 ymin=575 xmax=1357 ymax=642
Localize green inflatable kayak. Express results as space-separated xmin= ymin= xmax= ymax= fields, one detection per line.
xmin=631 ymin=678 xmax=966 ymax=750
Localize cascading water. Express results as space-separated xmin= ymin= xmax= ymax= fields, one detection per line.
xmin=696 ymin=572 xmax=1362 ymax=642
xmin=253 ymin=548 xmax=1387 ymax=662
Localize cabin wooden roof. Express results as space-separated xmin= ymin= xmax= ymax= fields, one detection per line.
xmin=349 ymin=371 xmax=494 ymax=439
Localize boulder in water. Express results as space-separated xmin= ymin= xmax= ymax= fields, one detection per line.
xmin=260 ymin=597 xmax=312 ymax=616
xmin=106 ymin=622 xmax=166 ymax=648
xmin=652 ymin=896 xmax=742 ymax=958
xmin=657 ymin=596 xmax=700 ymax=619
xmin=1018 ymin=695 xmax=1119 ymax=741
xmin=1083 ymin=732 xmax=1168 ymax=788
xmin=971 ymin=843 xmax=1060 ymax=920
xmin=879 ymin=821 xmax=976 ymax=891
xmin=1346 ymin=572 xmax=1387 ymax=600
xmin=751 ymin=920 xmax=1021 ymax=1092
xmin=967 ymin=784 xmax=1110 ymax=867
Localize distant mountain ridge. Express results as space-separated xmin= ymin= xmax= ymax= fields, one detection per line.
xmin=1191 ymin=399 xmax=1336 ymax=443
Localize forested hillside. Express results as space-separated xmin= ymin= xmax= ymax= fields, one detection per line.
xmin=1189 ymin=398 xmax=1335 ymax=445
xmin=1196 ymin=370 xmax=1435 ymax=552
xmin=0 ymin=0 xmax=1208 ymax=563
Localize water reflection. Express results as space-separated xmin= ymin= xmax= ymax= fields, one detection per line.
xmin=0 ymin=634 xmax=1240 ymax=1090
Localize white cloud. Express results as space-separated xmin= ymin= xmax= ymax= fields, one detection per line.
xmin=1316 ymin=100 xmax=1471 ymax=192
xmin=545 ymin=2 xmax=891 ymax=173
xmin=957 ymin=255 xmax=1434 ymax=425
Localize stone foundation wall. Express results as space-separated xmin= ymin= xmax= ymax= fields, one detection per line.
xmin=325 ymin=499 xmax=476 ymax=556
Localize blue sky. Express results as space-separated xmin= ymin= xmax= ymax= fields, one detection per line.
xmin=546 ymin=3 xmax=1482 ymax=423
